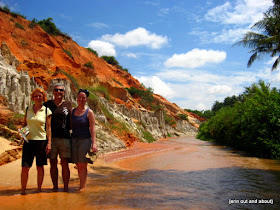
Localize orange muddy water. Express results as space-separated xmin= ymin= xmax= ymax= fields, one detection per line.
xmin=0 ymin=137 xmax=280 ymax=209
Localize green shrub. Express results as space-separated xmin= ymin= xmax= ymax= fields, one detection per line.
xmin=102 ymin=56 xmax=119 ymax=66
xmin=113 ymin=78 xmax=123 ymax=86
xmin=21 ymin=39 xmax=29 ymax=47
xmin=7 ymin=113 xmax=24 ymax=131
xmin=63 ymin=49 xmax=73 ymax=60
xmin=28 ymin=19 xmax=37 ymax=28
xmin=163 ymin=111 xmax=176 ymax=126
xmin=37 ymin=17 xmax=70 ymax=39
xmin=0 ymin=5 xmax=10 ymax=13
xmin=101 ymin=56 xmax=129 ymax=72
xmin=86 ymin=47 xmax=98 ymax=56
xmin=84 ymin=62 xmax=94 ymax=69
xmin=15 ymin=22 xmax=25 ymax=30
xmin=0 ymin=5 xmax=26 ymax=18
xmin=177 ymin=114 xmax=188 ymax=121
xmin=142 ymin=130 xmax=156 ymax=143
xmin=126 ymin=87 xmax=154 ymax=103
xmin=37 ymin=17 xmax=61 ymax=35
xmin=88 ymin=86 xmax=110 ymax=100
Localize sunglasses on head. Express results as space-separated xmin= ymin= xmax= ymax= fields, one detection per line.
xmin=79 ymin=89 xmax=89 ymax=97
xmin=54 ymin=88 xmax=65 ymax=92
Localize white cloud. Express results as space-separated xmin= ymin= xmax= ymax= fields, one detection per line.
xmin=207 ymin=85 xmax=232 ymax=95
xmin=101 ymin=27 xmax=168 ymax=49
xmin=88 ymin=22 xmax=109 ymax=29
xmin=59 ymin=13 xmax=72 ymax=21
xmin=164 ymin=49 xmax=226 ymax=68
xmin=155 ymin=64 xmax=280 ymax=110
xmin=212 ymin=27 xmax=249 ymax=44
xmin=134 ymin=64 xmax=280 ymax=110
xmin=192 ymin=0 xmax=272 ymax=44
xmin=136 ymin=76 xmax=176 ymax=99
xmin=190 ymin=27 xmax=249 ymax=44
xmin=205 ymin=0 xmax=273 ymax=25
xmin=158 ymin=8 xmax=170 ymax=16
xmin=126 ymin=53 xmax=137 ymax=58
xmin=87 ymin=40 xmax=116 ymax=56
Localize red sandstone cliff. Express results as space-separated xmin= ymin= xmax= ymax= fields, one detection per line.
xmin=0 ymin=10 xmax=204 ymax=127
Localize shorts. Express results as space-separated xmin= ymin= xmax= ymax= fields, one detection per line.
xmin=21 ymin=140 xmax=48 ymax=167
xmin=71 ymin=138 xmax=91 ymax=163
xmin=48 ymin=137 xmax=71 ymax=159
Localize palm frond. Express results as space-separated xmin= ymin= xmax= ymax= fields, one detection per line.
xmin=272 ymin=56 xmax=280 ymax=71
xmin=247 ymin=52 xmax=258 ymax=68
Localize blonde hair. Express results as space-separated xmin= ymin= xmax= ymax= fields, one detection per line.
xmin=31 ymin=88 xmax=47 ymax=102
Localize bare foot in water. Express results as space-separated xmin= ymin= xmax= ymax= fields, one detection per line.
xmin=79 ymin=187 xmax=86 ymax=192
xmin=52 ymin=188 xmax=58 ymax=192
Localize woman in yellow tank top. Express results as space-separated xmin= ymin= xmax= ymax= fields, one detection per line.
xmin=21 ymin=88 xmax=52 ymax=195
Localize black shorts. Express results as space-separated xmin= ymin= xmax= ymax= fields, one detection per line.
xmin=21 ymin=140 xmax=48 ymax=167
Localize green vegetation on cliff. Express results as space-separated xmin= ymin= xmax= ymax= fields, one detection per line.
xmin=101 ymin=56 xmax=128 ymax=72
xmin=197 ymin=81 xmax=280 ymax=159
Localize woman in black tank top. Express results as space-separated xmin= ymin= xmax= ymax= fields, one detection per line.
xmin=71 ymin=89 xmax=98 ymax=191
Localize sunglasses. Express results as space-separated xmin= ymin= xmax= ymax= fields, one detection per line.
xmin=54 ymin=88 xmax=65 ymax=92
xmin=33 ymin=95 xmax=43 ymax=98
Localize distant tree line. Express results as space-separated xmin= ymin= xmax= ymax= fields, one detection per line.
xmin=197 ymin=81 xmax=280 ymax=159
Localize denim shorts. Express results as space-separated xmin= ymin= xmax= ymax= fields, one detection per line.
xmin=22 ymin=140 xmax=48 ymax=167
xmin=71 ymin=138 xmax=91 ymax=163
xmin=48 ymin=137 xmax=71 ymax=159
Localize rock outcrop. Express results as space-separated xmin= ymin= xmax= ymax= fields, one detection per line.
xmin=0 ymin=42 xmax=42 ymax=114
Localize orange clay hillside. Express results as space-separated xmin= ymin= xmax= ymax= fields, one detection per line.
xmin=0 ymin=10 xmax=204 ymax=126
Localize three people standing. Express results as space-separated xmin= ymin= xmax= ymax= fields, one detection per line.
xmin=21 ymin=85 xmax=98 ymax=194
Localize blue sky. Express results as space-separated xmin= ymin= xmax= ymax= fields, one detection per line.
xmin=1 ymin=0 xmax=279 ymax=110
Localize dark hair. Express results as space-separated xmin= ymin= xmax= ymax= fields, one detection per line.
xmin=78 ymin=89 xmax=89 ymax=97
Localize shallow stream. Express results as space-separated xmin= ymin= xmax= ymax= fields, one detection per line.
xmin=0 ymin=137 xmax=279 ymax=209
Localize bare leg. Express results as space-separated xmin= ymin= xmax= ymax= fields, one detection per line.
xmin=37 ymin=166 xmax=44 ymax=192
xmin=61 ymin=158 xmax=70 ymax=192
xmin=50 ymin=158 xmax=58 ymax=191
xmin=77 ymin=163 xmax=88 ymax=191
xmin=21 ymin=167 xmax=30 ymax=195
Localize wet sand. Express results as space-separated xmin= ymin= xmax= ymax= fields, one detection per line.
xmin=0 ymin=138 xmax=174 ymax=193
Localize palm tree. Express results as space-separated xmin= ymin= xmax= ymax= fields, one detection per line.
xmin=234 ymin=0 xmax=280 ymax=71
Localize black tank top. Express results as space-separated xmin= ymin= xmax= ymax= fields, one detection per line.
xmin=71 ymin=108 xmax=91 ymax=139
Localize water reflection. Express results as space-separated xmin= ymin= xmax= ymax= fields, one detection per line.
xmin=82 ymin=167 xmax=279 ymax=209
xmin=0 ymin=137 xmax=279 ymax=210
